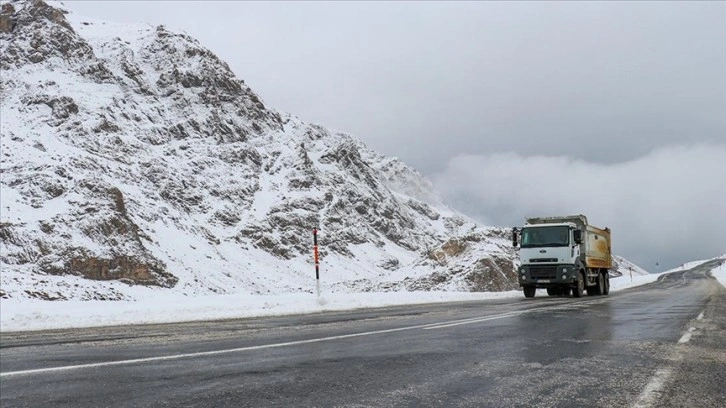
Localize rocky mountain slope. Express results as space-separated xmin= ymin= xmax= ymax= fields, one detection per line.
xmin=0 ymin=0 xmax=523 ymax=301
xmin=0 ymin=1 xmax=642 ymax=301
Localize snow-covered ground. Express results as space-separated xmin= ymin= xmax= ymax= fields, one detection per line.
xmin=0 ymin=271 xmax=665 ymax=333
xmin=710 ymin=261 xmax=726 ymax=288
xmin=3 ymin=255 xmax=723 ymax=333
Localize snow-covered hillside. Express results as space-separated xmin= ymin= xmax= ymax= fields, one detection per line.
xmin=1 ymin=0 xmax=524 ymax=301
xmin=611 ymin=255 xmax=650 ymax=277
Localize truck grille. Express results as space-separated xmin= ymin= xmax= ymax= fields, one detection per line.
xmin=529 ymin=266 xmax=557 ymax=279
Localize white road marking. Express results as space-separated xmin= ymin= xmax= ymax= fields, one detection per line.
xmin=0 ymin=312 xmax=522 ymax=378
xmin=423 ymin=312 xmax=523 ymax=330
xmin=678 ymin=327 xmax=696 ymax=344
xmin=632 ymin=368 xmax=673 ymax=408
xmin=633 ymin=320 xmax=699 ymax=407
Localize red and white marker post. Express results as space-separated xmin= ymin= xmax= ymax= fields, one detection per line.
xmin=313 ymin=228 xmax=320 ymax=299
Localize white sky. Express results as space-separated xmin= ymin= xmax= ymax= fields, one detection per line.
xmin=58 ymin=1 xmax=726 ymax=270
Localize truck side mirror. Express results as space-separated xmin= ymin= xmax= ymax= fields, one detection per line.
xmin=512 ymin=228 xmax=518 ymax=247
xmin=573 ymin=229 xmax=582 ymax=244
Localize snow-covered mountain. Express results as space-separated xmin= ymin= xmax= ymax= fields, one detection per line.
xmin=0 ymin=0 xmax=527 ymax=301
xmin=611 ymin=255 xmax=649 ymax=277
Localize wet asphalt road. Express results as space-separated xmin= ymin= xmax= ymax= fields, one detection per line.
xmin=1 ymin=259 xmax=725 ymax=408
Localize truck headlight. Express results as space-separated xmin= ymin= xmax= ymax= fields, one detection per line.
xmin=563 ymin=268 xmax=568 ymax=273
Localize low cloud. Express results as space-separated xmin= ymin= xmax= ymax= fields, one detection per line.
xmin=432 ymin=143 xmax=726 ymax=271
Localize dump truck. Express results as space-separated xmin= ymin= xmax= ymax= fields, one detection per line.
xmin=512 ymin=214 xmax=612 ymax=298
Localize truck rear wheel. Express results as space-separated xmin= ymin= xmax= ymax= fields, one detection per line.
xmin=603 ymin=273 xmax=610 ymax=295
xmin=588 ymin=273 xmax=604 ymax=296
xmin=573 ymin=273 xmax=584 ymax=298
xmin=523 ymin=286 xmax=536 ymax=298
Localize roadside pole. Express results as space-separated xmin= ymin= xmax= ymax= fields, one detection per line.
xmin=313 ymin=228 xmax=321 ymax=301
xmin=630 ymin=266 xmax=632 ymax=282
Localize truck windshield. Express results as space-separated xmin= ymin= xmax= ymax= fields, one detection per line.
xmin=521 ymin=226 xmax=569 ymax=248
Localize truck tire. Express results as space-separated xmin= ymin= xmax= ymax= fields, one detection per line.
xmin=573 ymin=273 xmax=584 ymax=298
xmin=524 ymin=286 xmax=536 ymax=298
xmin=588 ymin=273 xmax=604 ymax=296
xmin=603 ymin=273 xmax=610 ymax=295
xmin=547 ymin=288 xmax=561 ymax=296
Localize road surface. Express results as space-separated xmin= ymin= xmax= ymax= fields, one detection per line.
xmin=1 ymin=259 xmax=724 ymax=407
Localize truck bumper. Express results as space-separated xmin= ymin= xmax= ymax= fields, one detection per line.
xmin=517 ymin=264 xmax=577 ymax=288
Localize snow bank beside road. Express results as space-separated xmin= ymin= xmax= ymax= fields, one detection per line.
xmin=710 ymin=262 xmax=726 ymax=289
xmin=609 ymin=272 xmax=660 ymax=291
xmin=1 ymin=272 xmax=665 ymax=332
xmin=0 ymin=290 xmax=522 ymax=332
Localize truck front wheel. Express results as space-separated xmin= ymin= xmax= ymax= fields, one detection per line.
xmin=523 ymin=286 xmax=536 ymax=298
xmin=573 ymin=273 xmax=585 ymax=298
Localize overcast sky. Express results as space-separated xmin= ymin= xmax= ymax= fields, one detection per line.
xmin=65 ymin=1 xmax=725 ymax=271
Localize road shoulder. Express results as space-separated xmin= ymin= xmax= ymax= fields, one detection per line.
xmin=656 ymin=281 xmax=726 ymax=407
